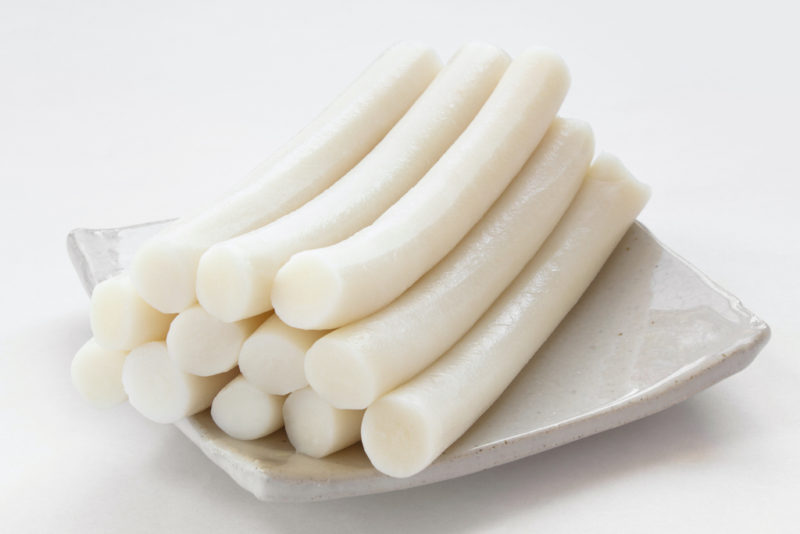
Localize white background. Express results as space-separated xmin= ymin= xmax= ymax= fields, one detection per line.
xmin=1 ymin=0 xmax=798 ymax=532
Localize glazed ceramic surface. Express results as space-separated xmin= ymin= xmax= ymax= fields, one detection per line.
xmin=67 ymin=221 xmax=769 ymax=502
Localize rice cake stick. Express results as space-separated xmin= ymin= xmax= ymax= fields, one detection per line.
xmin=131 ymin=43 xmax=441 ymax=313
xmin=238 ymin=315 xmax=327 ymax=395
xmin=272 ymin=48 xmax=570 ymax=329
xmin=196 ymin=43 xmax=510 ymax=322
xmin=122 ymin=341 xmax=237 ymax=424
xmin=361 ymin=154 xmax=651 ymax=478
xmin=71 ymin=338 xmax=128 ymax=408
xmin=283 ymin=388 xmax=364 ymax=458
xmin=210 ymin=375 xmax=285 ymax=440
xmin=306 ymin=118 xmax=594 ymax=409
xmin=166 ymin=305 xmax=268 ymax=377
xmin=90 ymin=274 xmax=174 ymax=350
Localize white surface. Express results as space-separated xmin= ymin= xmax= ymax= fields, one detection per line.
xmin=305 ymin=118 xmax=592 ymax=410
xmin=0 ymin=0 xmax=797 ymax=532
xmin=67 ymin=220 xmax=769 ymax=501
xmin=272 ymin=48 xmax=568 ymax=330
xmin=166 ymin=305 xmax=264 ymax=376
xmin=362 ymin=155 xmax=650 ymax=478
xmin=195 ymin=42 xmax=507 ymax=323
xmin=239 ymin=315 xmax=323 ymax=395
xmin=211 ymin=375 xmax=284 ymax=441
xmin=130 ymin=41 xmax=439 ymax=313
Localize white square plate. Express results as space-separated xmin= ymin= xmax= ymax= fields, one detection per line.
xmin=68 ymin=221 xmax=769 ymax=502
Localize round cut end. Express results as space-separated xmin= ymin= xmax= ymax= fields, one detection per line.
xmin=283 ymin=388 xmax=337 ymax=458
xmin=197 ymin=244 xmax=269 ymax=323
xmin=588 ymin=152 xmax=653 ymax=205
xmin=211 ymin=375 xmax=284 ymax=440
xmin=166 ymin=305 xmax=248 ymax=376
xmin=239 ymin=332 xmax=308 ymax=395
xmin=71 ymin=339 xmax=128 ymax=408
xmin=122 ymin=342 xmax=191 ymax=424
xmin=361 ymin=396 xmax=438 ymax=478
xmin=304 ymin=338 xmax=377 ymax=410
xmin=90 ymin=276 xmax=133 ymax=350
xmin=90 ymin=275 xmax=173 ymax=350
xmin=132 ymin=238 xmax=199 ymax=313
xmin=271 ymin=252 xmax=343 ymax=330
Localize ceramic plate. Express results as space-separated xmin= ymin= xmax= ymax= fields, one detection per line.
xmin=67 ymin=221 xmax=769 ymax=502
